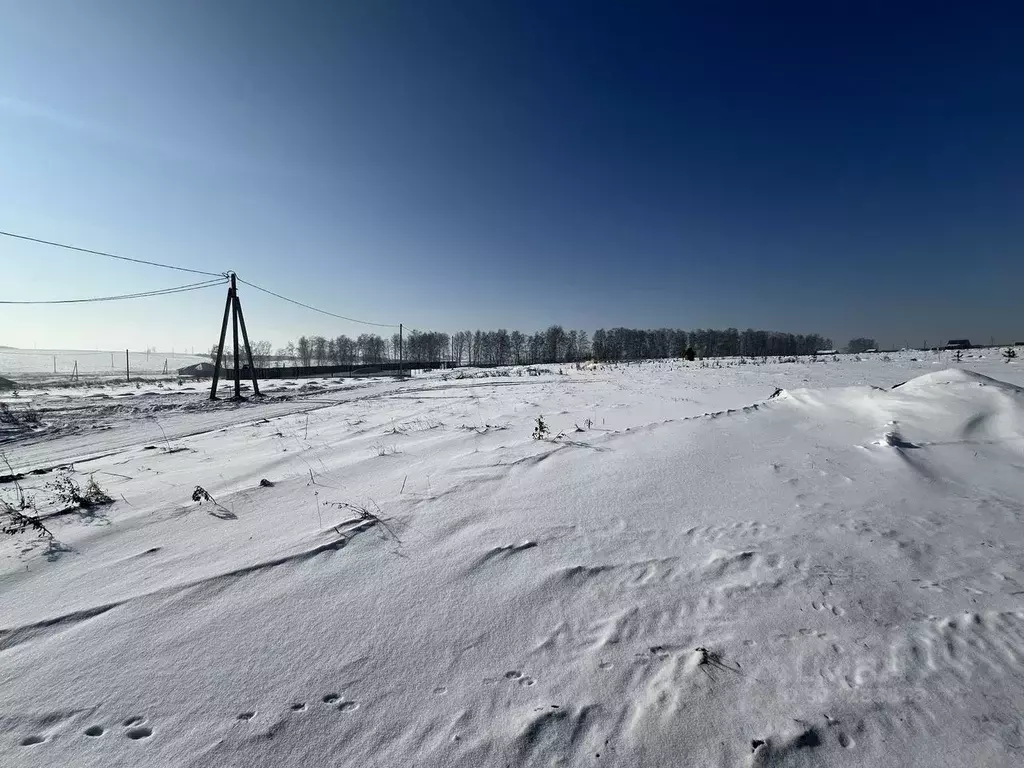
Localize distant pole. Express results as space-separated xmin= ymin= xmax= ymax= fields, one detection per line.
xmin=53 ymin=356 xmax=56 ymax=374
xmin=231 ymin=273 xmax=241 ymax=399
xmin=126 ymin=349 xmax=130 ymax=381
xmin=111 ymin=352 xmax=115 ymax=368
xmin=399 ymin=323 xmax=403 ymax=377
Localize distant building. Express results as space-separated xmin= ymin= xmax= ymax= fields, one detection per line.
xmin=944 ymin=339 xmax=973 ymax=350
xmin=177 ymin=362 xmax=217 ymax=377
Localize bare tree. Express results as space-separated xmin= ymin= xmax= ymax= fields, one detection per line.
xmin=577 ymin=330 xmax=590 ymax=360
xmin=312 ymin=336 xmax=328 ymax=365
xmin=544 ymin=325 xmax=566 ymax=363
xmin=297 ymin=336 xmax=312 ymax=366
xmin=210 ymin=342 xmax=234 ymax=369
xmin=248 ymin=340 xmax=272 ymax=368
xmin=452 ymin=331 xmax=467 ymax=365
xmin=510 ymin=330 xmax=525 ymax=364
xmin=334 ymin=335 xmax=355 ymax=364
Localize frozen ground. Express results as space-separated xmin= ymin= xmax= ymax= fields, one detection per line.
xmin=2 ymin=351 xmax=1023 ymax=767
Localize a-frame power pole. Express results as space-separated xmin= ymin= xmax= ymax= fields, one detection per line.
xmin=210 ymin=273 xmax=261 ymax=400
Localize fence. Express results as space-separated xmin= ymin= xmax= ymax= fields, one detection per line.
xmin=203 ymin=361 xmax=453 ymax=380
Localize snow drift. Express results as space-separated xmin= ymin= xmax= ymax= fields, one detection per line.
xmin=2 ymin=362 xmax=1023 ymax=767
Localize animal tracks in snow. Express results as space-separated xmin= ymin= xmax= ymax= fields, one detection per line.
xmin=681 ymin=520 xmax=775 ymax=545
xmin=234 ymin=692 xmax=361 ymax=724
xmin=17 ymin=715 xmax=154 ymax=750
xmin=812 ymin=600 xmax=846 ymax=616
xmin=483 ymin=668 xmax=538 ymax=687
xmin=15 ymin=687 xmax=368 ymax=753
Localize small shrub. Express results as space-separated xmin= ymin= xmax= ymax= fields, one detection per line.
xmin=532 ymin=416 xmax=549 ymax=440
xmin=1 ymin=453 xmax=52 ymax=539
xmin=48 ymin=469 xmax=83 ymax=507
xmin=48 ymin=469 xmax=112 ymax=509
xmin=83 ymin=476 xmax=113 ymax=507
xmin=1005 ymin=348 xmax=1017 ymax=362
xmin=192 ymin=485 xmax=215 ymax=503
xmin=1 ymin=500 xmax=52 ymax=538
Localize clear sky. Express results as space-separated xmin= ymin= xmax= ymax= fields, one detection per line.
xmin=2 ymin=0 xmax=1022 ymax=352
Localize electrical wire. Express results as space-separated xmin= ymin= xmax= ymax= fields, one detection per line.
xmin=0 ymin=230 xmax=226 ymax=278
xmin=0 ymin=278 xmax=226 ymax=305
xmin=1 ymin=228 xmax=414 ymax=328
xmin=237 ymin=277 xmax=400 ymax=328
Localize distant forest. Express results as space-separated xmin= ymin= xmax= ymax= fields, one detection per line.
xmin=224 ymin=327 xmax=835 ymax=367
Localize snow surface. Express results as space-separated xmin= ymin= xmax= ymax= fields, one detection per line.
xmin=2 ymin=353 xmax=1024 ymax=767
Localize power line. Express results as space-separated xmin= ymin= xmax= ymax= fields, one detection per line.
xmin=0 ymin=229 xmax=226 ymax=278
xmin=237 ymin=277 xmax=400 ymax=329
xmin=0 ymin=278 xmax=226 ymax=305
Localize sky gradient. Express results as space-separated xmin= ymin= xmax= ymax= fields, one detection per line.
xmin=2 ymin=0 xmax=1022 ymax=352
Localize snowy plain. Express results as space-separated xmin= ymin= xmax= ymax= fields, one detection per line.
xmin=2 ymin=350 xmax=1023 ymax=767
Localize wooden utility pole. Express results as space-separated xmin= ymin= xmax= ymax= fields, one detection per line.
xmin=210 ymin=281 xmax=232 ymax=399
xmin=125 ymin=349 xmax=130 ymax=381
xmin=210 ymin=273 xmax=260 ymax=400
xmin=232 ymin=284 xmax=260 ymax=397
xmin=399 ymin=323 xmax=403 ymax=377
xmin=231 ymin=274 xmax=241 ymax=399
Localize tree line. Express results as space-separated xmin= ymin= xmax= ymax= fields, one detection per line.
xmin=593 ymin=328 xmax=834 ymax=360
xmin=216 ymin=326 xmax=838 ymax=367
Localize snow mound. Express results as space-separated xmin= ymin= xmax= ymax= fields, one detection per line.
xmin=894 ymin=367 xmax=1024 ymax=395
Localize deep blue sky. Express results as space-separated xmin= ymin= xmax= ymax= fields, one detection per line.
xmin=2 ymin=1 xmax=1022 ymax=351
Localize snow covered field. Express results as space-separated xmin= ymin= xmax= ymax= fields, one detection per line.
xmin=0 ymin=348 xmax=209 ymax=380
xmin=2 ymin=352 xmax=1023 ymax=767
